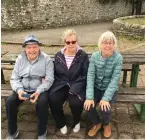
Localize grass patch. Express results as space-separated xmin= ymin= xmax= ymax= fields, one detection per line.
xmin=122 ymin=17 xmax=145 ymax=25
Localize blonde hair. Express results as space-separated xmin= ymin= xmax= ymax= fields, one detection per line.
xmin=62 ymin=29 xmax=78 ymax=43
xmin=98 ymin=31 xmax=117 ymax=49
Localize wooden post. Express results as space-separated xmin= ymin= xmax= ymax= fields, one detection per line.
xmin=1 ymin=69 xmax=5 ymax=84
xmin=140 ymin=104 xmax=145 ymax=122
xmin=122 ymin=71 xmax=127 ymax=85
xmin=130 ymin=64 xmax=139 ymax=87
xmin=131 ymin=64 xmax=145 ymax=122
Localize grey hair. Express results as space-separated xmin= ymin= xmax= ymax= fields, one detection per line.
xmin=98 ymin=31 xmax=117 ymax=49
xmin=62 ymin=29 xmax=78 ymax=43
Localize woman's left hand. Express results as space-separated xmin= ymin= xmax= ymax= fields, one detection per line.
xmin=30 ymin=92 xmax=39 ymax=103
xmin=99 ymin=100 xmax=110 ymax=112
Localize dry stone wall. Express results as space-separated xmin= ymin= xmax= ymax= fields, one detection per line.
xmin=113 ymin=15 xmax=145 ymax=40
xmin=2 ymin=0 xmax=145 ymax=30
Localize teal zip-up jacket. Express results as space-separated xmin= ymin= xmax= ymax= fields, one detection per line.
xmin=86 ymin=50 xmax=123 ymax=101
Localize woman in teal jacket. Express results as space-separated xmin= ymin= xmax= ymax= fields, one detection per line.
xmin=84 ymin=31 xmax=123 ymax=138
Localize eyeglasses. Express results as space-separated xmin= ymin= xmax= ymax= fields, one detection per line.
xmin=102 ymin=41 xmax=114 ymax=45
xmin=65 ymin=41 xmax=77 ymax=45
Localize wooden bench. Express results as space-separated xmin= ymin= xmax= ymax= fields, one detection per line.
xmin=1 ymin=52 xmax=145 ymax=122
xmin=1 ymin=55 xmax=140 ymax=85
xmin=2 ymin=84 xmax=145 ymax=103
xmin=2 ymin=84 xmax=145 ymax=123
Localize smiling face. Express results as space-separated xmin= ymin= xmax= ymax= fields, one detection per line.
xmin=101 ymin=40 xmax=115 ymax=57
xmin=25 ymin=44 xmax=40 ymax=61
xmin=65 ymin=34 xmax=77 ymax=53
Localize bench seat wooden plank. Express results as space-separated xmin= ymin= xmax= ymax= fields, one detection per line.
xmin=117 ymin=95 xmax=145 ymax=103
xmin=1 ymin=90 xmax=12 ymax=97
xmin=118 ymin=87 xmax=145 ymax=95
xmin=2 ymin=84 xmax=145 ymax=104
xmin=1 ymin=84 xmax=11 ymax=90
xmin=2 ymin=89 xmax=145 ymax=104
xmin=1 ymin=63 xmax=138 ymax=71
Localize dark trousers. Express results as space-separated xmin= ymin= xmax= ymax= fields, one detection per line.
xmin=87 ymin=88 xmax=117 ymax=126
xmin=6 ymin=91 xmax=49 ymax=136
xmin=48 ymin=85 xmax=84 ymax=129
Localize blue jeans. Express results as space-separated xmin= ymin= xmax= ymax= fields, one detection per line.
xmin=87 ymin=88 xmax=117 ymax=126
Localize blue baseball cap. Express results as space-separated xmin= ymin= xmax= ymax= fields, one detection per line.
xmin=22 ymin=35 xmax=42 ymax=48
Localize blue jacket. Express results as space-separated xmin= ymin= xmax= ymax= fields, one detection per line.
xmin=86 ymin=50 xmax=123 ymax=101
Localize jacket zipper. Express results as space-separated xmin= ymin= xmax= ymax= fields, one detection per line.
xmin=28 ymin=65 xmax=32 ymax=91
xmin=69 ymin=91 xmax=83 ymax=102
xmin=69 ymin=55 xmax=80 ymax=69
xmin=57 ymin=56 xmax=67 ymax=67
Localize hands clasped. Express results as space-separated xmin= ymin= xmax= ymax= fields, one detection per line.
xmin=18 ymin=91 xmax=39 ymax=103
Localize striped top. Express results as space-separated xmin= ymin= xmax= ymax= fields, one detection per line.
xmin=65 ymin=55 xmax=75 ymax=69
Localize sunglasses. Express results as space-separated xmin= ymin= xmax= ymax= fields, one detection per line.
xmin=65 ymin=41 xmax=77 ymax=45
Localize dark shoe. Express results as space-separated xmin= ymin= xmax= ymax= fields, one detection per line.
xmin=88 ymin=123 xmax=102 ymax=137
xmin=38 ymin=130 xmax=47 ymax=139
xmin=7 ymin=129 xmax=19 ymax=139
xmin=103 ymin=123 xmax=111 ymax=138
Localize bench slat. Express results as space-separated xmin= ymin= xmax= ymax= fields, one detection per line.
xmin=117 ymin=95 xmax=145 ymax=103
xmin=1 ymin=90 xmax=12 ymax=97
xmin=1 ymin=84 xmax=11 ymax=90
xmin=118 ymin=87 xmax=145 ymax=95
xmin=1 ymin=63 xmax=137 ymax=71
xmin=1 ymin=84 xmax=145 ymax=104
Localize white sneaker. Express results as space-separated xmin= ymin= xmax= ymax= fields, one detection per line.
xmin=73 ymin=122 xmax=80 ymax=133
xmin=60 ymin=125 xmax=67 ymax=134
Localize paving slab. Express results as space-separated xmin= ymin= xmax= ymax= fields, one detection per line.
xmin=85 ymin=131 xmax=102 ymax=139
xmin=47 ymin=125 xmax=56 ymax=135
xmin=117 ymin=123 xmax=133 ymax=134
xmin=24 ymin=122 xmax=37 ymax=132
xmin=18 ymin=121 xmax=29 ymax=131
xmin=1 ymin=129 xmax=7 ymax=139
xmin=69 ymin=127 xmax=86 ymax=138
xmin=134 ymin=134 xmax=145 ymax=139
xmin=119 ymin=133 xmax=134 ymax=139
xmin=132 ymin=123 xmax=145 ymax=135
xmin=19 ymin=131 xmax=37 ymax=139
xmin=109 ymin=131 xmax=118 ymax=139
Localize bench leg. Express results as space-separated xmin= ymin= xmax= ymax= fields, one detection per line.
xmin=140 ymin=104 xmax=145 ymax=122
xmin=122 ymin=71 xmax=127 ymax=85
xmin=134 ymin=104 xmax=141 ymax=114
xmin=1 ymin=69 xmax=5 ymax=84
xmin=130 ymin=64 xmax=139 ymax=87
xmin=134 ymin=104 xmax=145 ymax=122
xmin=130 ymin=64 xmax=143 ymax=122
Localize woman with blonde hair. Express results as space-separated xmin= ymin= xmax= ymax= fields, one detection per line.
xmin=48 ymin=29 xmax=89 ymax=134
xmin=84 ymin=31 xmax=123 ymax=138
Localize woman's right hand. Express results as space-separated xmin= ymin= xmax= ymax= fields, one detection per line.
xmin=18 ymin=90 xmax=28 ymax=101
xmin=84 ymin=100 xmax=95 ymax=111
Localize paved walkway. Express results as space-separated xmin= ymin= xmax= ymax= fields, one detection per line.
xmin=1 ymin=22 xmax=112 ymax=45
xmin=1 ymin=99 xmax=145 ymax=139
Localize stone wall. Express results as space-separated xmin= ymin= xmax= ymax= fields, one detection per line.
xmin=113 ymin=15 xmax=145 ymax=40
xmin=2 ymin=0 xmax=144 ymax=30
